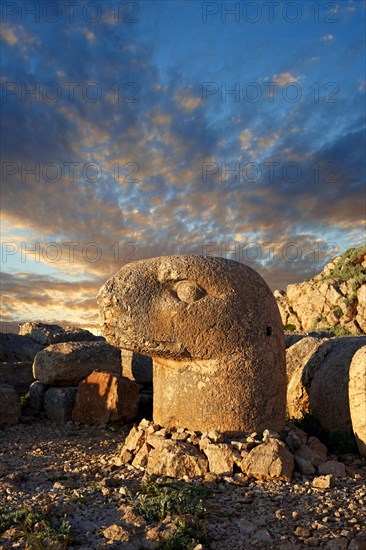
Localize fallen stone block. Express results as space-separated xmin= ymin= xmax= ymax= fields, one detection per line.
xmin=0 ymin=384 xmax=21 ymax=425
xmin=0 ymin=361 xmax=34 ymax=394
xmin=29 ymin=381 xmax=48 ymax=412
xmin=44 ymin=387 xmax=78 ymax=423
xmin=349 ymin=346 xmax=366 ymax=457
xmin=72 ymin=371 xmax=139 ymax=424
xmin=33 ymin=341 xmax=121 ymax=386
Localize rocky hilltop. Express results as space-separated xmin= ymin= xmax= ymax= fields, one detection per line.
xmin=275 ymin=246 xmax=366 ymax=335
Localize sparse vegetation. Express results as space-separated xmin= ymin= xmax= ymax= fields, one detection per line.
xmin=0 ymin=506 xmax=76 ymax=548
xmin=161 ymin=518 xmax=207 ymax=550
xmin=134 ymin=480 xmax=212 ymax=549
xmin=47 ymin=474 xmax=68 ymax=482
xmin=136 ymin=480 xmax=213 ymax=522
xmin=283 ymin=324 xmax=296 ymax=332
xmin=20 ymin=392 xmax=30 ymax=407
xmin=329 ymin=326 xmax=353 ymax=337
xmin=332 ymin=306 xmax=343 ymax=319
xmin=320 ymin=245 xmax=366 ymax=290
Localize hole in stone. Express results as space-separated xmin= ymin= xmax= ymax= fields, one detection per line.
xmin=266 ymin=326 xmax=272 ymax=336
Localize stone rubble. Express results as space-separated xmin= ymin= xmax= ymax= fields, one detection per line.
xmin=0 ymin=419 xmax=365 ymax=550
xmin=117 ymin=419 xmax=353 ymax=484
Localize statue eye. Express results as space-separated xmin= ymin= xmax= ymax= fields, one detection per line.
xmin=173 ymin=280 xmax=206 ymax=304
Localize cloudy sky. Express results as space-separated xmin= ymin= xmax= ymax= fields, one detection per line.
xmin=1 ymin=0 xmax=365 ymax=330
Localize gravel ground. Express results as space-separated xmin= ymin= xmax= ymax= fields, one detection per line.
xmin=0 ymin=419 xmax=365 ymax=550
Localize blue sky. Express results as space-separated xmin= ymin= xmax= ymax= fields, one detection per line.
xmin=1 ymin=0 xmax=365 ymax=328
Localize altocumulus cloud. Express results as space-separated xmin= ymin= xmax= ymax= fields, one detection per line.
xmin=1 ymin=0 xmax=365 ymax=325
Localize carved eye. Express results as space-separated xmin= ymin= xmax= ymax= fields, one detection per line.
xmin=173 ymin=280 xmax=206 ymax=304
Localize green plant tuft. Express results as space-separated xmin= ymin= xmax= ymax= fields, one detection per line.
xmin=20 ymin=392 xmax=30 ymax=407
xmin=332 ymin=306 xmax=343 ymax=319
xmin=161 ymin=519 xmax=207 ymax=550
xmin=136 ymin=480 xmax=213 ymax=522
xmin=0 ymin=506 xmax=77 ymax=547
xmin=283 ymin=324 xmax=296 ymax=332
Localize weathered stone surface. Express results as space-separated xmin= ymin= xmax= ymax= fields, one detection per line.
xmin=33 ymin=341 xmax=121 ymax=386
xmin=309 ymin=337 xmax=366 ymax=433
xmin=44 ymin=387 xmax=78 ymax=423
xmin=318 ymin=460 xmax=346 ymax=477
xmin=294 ymin=437 xmax=327 ymax=468
xmin=123 ymin=426 xmax=146 ymax=452
xmin=72 ymin=372 xmax=139 ymax=424
xmin=131 ymin=443 xmax=151 ymax=468
xmin=0 ymin=333 xmax=42 ymax=362
xmin=19 ymin=322 xmax=63 ymax=344
xmin=29 ymin=381 xmax=48 ymax=412
xmin=121 ymin=349 xmax=152 ymax=384
xmin=286 ymin=336 xmax=326 ymax=382
xmin=203 ymin=443 xmax=234 ymax=475
xmin=146 ymin=440 xmax=208 ymax=478
xmin=0 ymin=361 xmax=33 ymax=395
xmin=275 ymin=246 xmax=366 ymax=334
xmin=286 ymin=337 xmax=333 ymax=420
xmin=98 ymin=255 xmax=286 ymax=434
xmin=242 ymin=439 xmax=294 ymax=481
xmin=0 ymin=384 xmax=21 ymax=425
xmin=284 ymin=423 xmax=308 ymax=453
xmin=19 ymin=322 xmax=99 ymax=346
xmin=349 ymin=346 xmax=366 ymax=457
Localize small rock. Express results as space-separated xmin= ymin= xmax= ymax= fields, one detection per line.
xmin=147 ymin=440 xmax=208 ymax=478
xmin=102 ymin=524 xmax=130 ymax=541
xmin=318 ymin=460 xmax=346 ymax=477
xmin=294 ymin=455 xmax=316 ymax=475
xmin=312 ymin=474 xmax=334 ymax=489
xmin=203 ymin=443 xmax=234 ymax=475
xmin=295 ymin=526 xmax=311 ymax=538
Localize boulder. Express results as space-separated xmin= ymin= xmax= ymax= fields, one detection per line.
xmin=19 ymin=322 xmax=62 ymax=344
xmin=286 ymin=337 xmax=333 ymax=420
xmin=0 ymin=362 xmax=34 ymax=394
xmin=19 ymin=322 xmax=100 ymax=345
xmin=294 ymin=456 xmax=315 ymax=475
xmin=44 ymin=387 xmax=78 ymax=423
xmin=286 ymin=336 xmax=328 ymax=382
xmin=51 ymin=326 xmax=100 ymax=344
xmin=121 ymin=349 xmax=152 ymax=385
xmin=146 ymin=440 xmax=208 ymax=478
xmin=33 ymin=341 xmax=121 ymax=386
xmin=309 ymin=337 xmax=366 ymax=433
xmin=29 ymin=381 xmax=48 ymax=412
xmin=98 ymin=255 xmax=286 ymax=434
xmin=242 ymin=439 xmax=294 ymax=481
xmin=349 ymin=346 xmax=366 ymax=456
xmin=0 ymin=333 xmax=42 ymax=362
xmin=0 ymin=384 xmax=21 ymax=425
xmin=72 ymin=371 xmax=139 ymax=424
